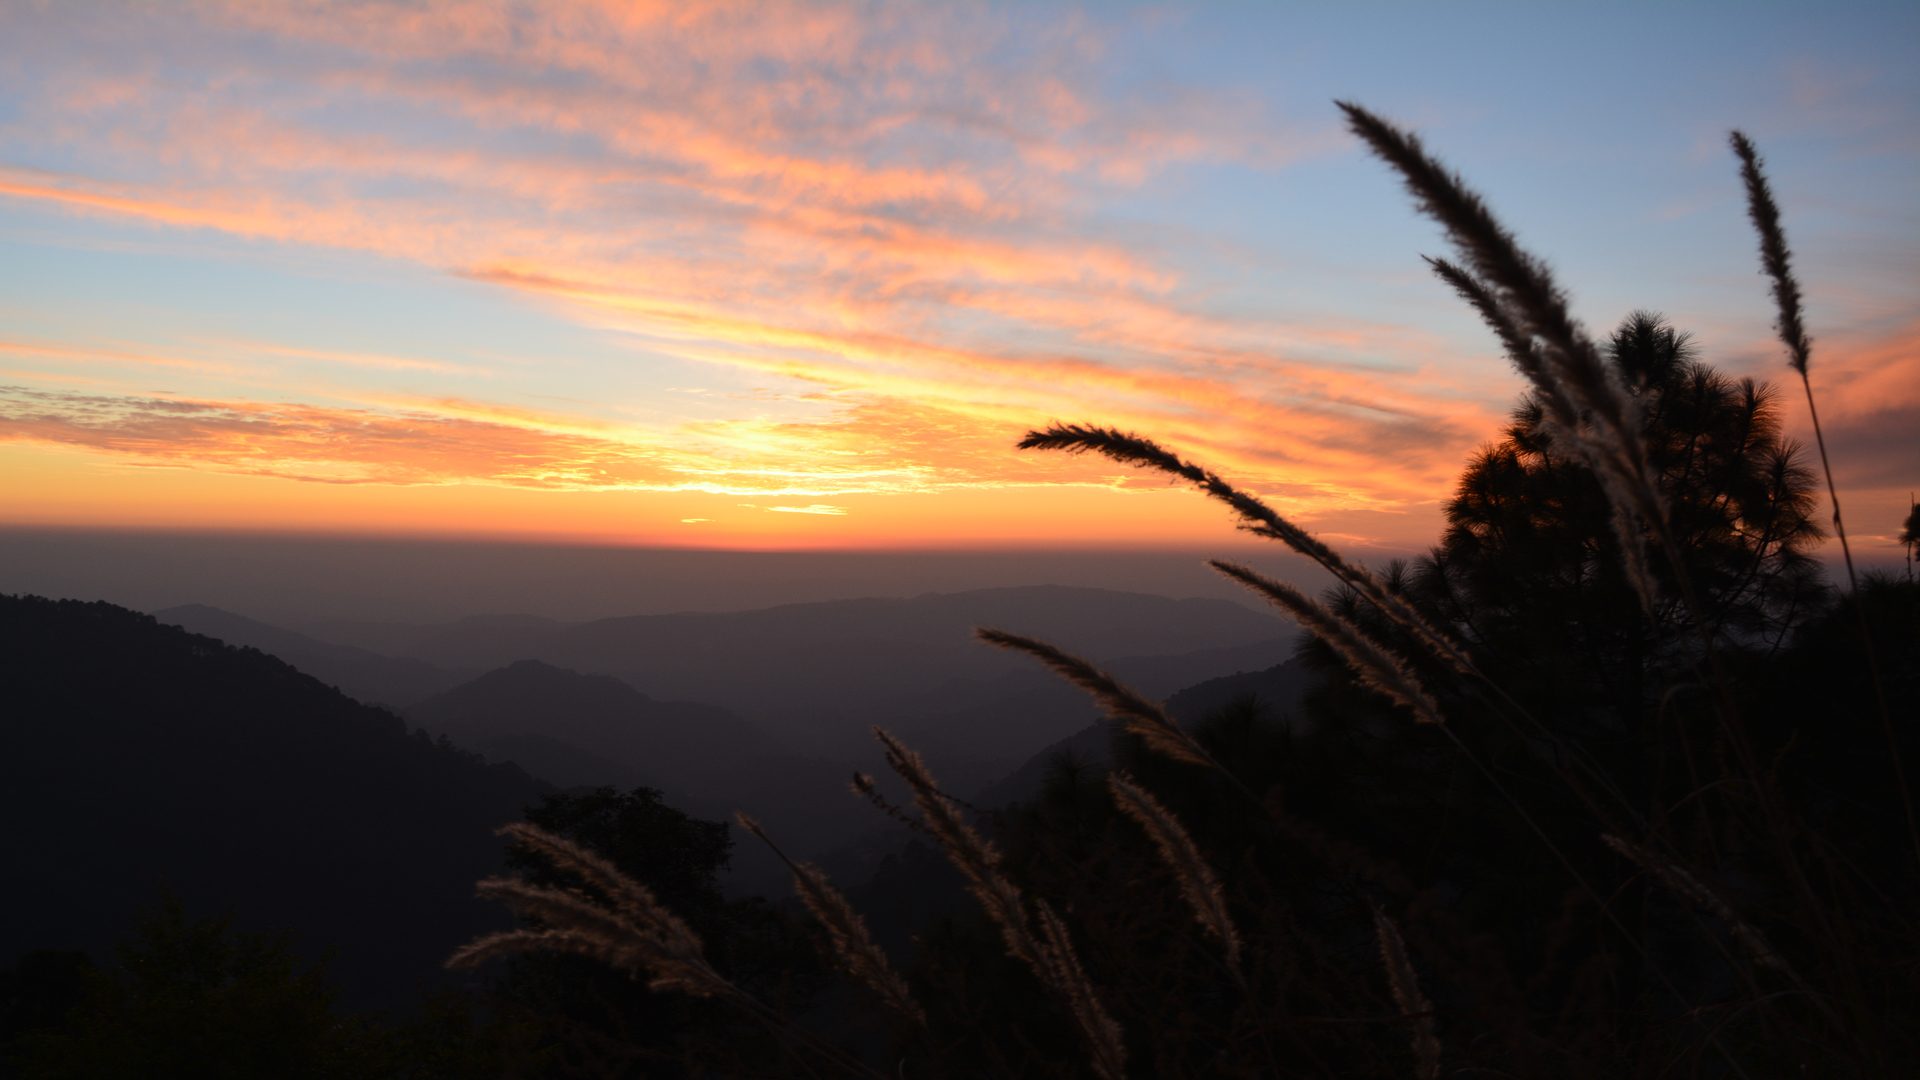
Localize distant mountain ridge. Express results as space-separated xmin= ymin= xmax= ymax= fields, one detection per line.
xmin=153 ymin=603 xmax=466 ymax=708
xmin=404 ymin=659 xmax=877 ymax=889
xmin=295 ymin=585 xmax=1296 ymax=759
xmin=405 ymin=658 xmax=783 ymax=795
xmin=973 ymin=657 xmax=1318 ymax=808
xmin=146 ymin=587 xmax=1298 ymax=891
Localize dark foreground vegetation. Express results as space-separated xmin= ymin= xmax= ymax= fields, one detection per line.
xmin=4 ymin=105 xmax=1917 ymax=1077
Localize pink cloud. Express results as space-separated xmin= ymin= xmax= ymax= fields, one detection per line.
xmin=0 ymin=1 xmax=1483 ymax=543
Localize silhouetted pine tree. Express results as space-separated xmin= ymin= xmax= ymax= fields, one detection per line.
xmin=1411 ymin=311 xmax=1826 ymax=718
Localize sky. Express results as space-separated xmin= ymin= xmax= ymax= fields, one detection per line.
xmin=1 ymin=1 xmax=1915 ymax=561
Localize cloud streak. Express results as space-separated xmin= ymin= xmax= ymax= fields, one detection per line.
xmin=4 ymin=2 xmax=1909 ymax=551
xmin=0 ymin=383 xmax=1114 ymax=498
xmin=0 ymin=1 xmax=1479 ymax=535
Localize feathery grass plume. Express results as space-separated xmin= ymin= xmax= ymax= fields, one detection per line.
xmin=1019 ymin=423 xmax=1475 ymax=673
xmin=455 ymin=880 xmax=723 ymax=997
xmin=871 ymin=726 xmax=1043 ymax=967
xmin=1732 ymin=130 xmax=1916 ymax=875
xmin=1210 ymin=560 xmax=1445 ymax=725
xmin=975 ymin=626 xmax=1216 ymax=767
xmin=736 ymin=812 xmax=924 ymax=1027
xmin=1605 ymin=833 xmax=1847 ymax=1042
xmin=871 ymin=727 xmax=1128 ymax=1078
xmin=1592 ymin=469 xmax=1661 ymax=615
xmin=1426 ymin=255 xmax=1581 ymax=435
xmin=491 ymin=820 xmax=678 ymax=927
xmin=1341 ymin=101 xmax=1669 ymax=613
xmin=470 ymin=875 xmax=638 ymax=941
xmin=448 ymin=926 xmax=638 ymax=973
xmin=849 ymin=770 xmax=933 ymax=838
xmin=1371 ymin=906 xmax=1441 ymax=1080
xmin=1729 ymin=130 xmax=1856 ymax=584
xmin=1435 ymin=252 xmax=1660 ymax=611
xmin=1108 ymin=772 xmax=1242 ymax=974
xmin=460 ymin=824 xmax=890 ymax=1080
xmin=1033 ymin=899 xmax=1129 ymax=1080
xmin=1337 ymin=102 xmax=1633 ymax=447
xmin=1728 ymin=133 xmax=1810 ymax=376
xmin=1600 ymin=833 xmax=1793 ymax=978
xmin=1443 ymin=320 xmax=1661 ymax=641
xmin=448 ymin=822 xmax=731 ymax=999
xmin=1019 ymin=422 xmax=1347 ymax=566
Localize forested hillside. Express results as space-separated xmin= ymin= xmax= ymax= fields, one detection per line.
xmin=0 ymin=596 xmax=545 ymax=1010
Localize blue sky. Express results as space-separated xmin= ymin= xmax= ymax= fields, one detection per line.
xmin=0 ymin=1 xmax=1914 ymax=556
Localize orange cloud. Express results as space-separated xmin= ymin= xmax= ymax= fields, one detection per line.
xmin=0 ymin=1 xmax=1488 ymax=549
xmin=1808 ymin=318 xmax=1920 ymax=423
xmin=0 ymin=170 xmax=291 ymax=239
xmin=472 ymin=264 xmax=1498 ymax=498
xmin=0 ymin=338 xmax=247 ymax=378
xmin=1797 ymin=321 xmax=1920 ymax=545
xmin=0 ymin=383 xmax=1074 ymax=495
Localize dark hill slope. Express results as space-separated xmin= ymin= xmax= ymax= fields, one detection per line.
xmin=0 ymin=595 xmax=545 ymax=1010
xmin=974 ymin=657 xmax=1317 ymax=808
xmin=405 ymin=661 xmax=864 ymax=890
xmin=153 ymin=603 xmax=463 ymax=709
xmin=528 ymin=590 xmax=1286 ymax=729
xmin=316 ymin=586 xmax=1293 ymax=760
xmin=406 ymin=659 xmax=784 ymax=795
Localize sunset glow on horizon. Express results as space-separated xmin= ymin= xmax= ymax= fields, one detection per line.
xmin=3 ymin=2 xmax=1916 ymax=558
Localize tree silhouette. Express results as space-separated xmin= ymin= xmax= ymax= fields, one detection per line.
xmin=1412 ymin=311 xmax=1826 ymax=718
xmin=1903 ymin=497 xmax=1919 ymax=582
xmin=2 ymin=898 xmax=375 ymax=1080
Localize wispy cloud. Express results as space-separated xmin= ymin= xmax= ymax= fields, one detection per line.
xmin=1796 ymin=320 xmax=1920 ymax=548
xmin=0 ymin=383 xmax=1106 ymax=497
xmin=5 ymin=2 xmax=1908 ymax=549
xmin=0 ymin=1 xmax=1474 ymax=535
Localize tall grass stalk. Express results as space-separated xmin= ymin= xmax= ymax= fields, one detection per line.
xmin=1730 ymin=130 xmax=1915 ymax=875
xmin=1601 ymin=833 xmax=1793 ymax=980
xmin=1009 ymin=105 xmax=1871 ymax=1075
xmin=1371 ymin=906 xmax=1441 ymax=1080
xmin=1340 ymin=111 xmax=1874 ymax=1023
xmin=870 ymin=726 xmax=1128 ymax=1079
xmin=1336 ymin=101 xmax=1670 ymax=617
xmin=995 ymin=557 xmax=1753 ymax=1073
xmin=1024 ymin=422 xmax=1653 ymax=835
xmin=975 ymin=626 xmax=1224 ymax=770
xmin=1031 ymin=899 xmax=1129 ymax=1080
xmin=1018 ymin=424 xmax=1475 ymax=673
xmin=1209 ymin=560 xmax=1444 ymax=726
xmin=450 ymin=822 xmax=883 ymax=1079
xmin=736 ymin=812 xmax=925 ymax=1028
xmin=449 ymin=823 xmax=726 ymax=997
xmin=1108 ymin=771 xmax=1243 ymax=976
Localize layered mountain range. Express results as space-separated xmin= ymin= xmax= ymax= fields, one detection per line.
xmin=3 ymin=586 xmax=1313 ymax=1010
